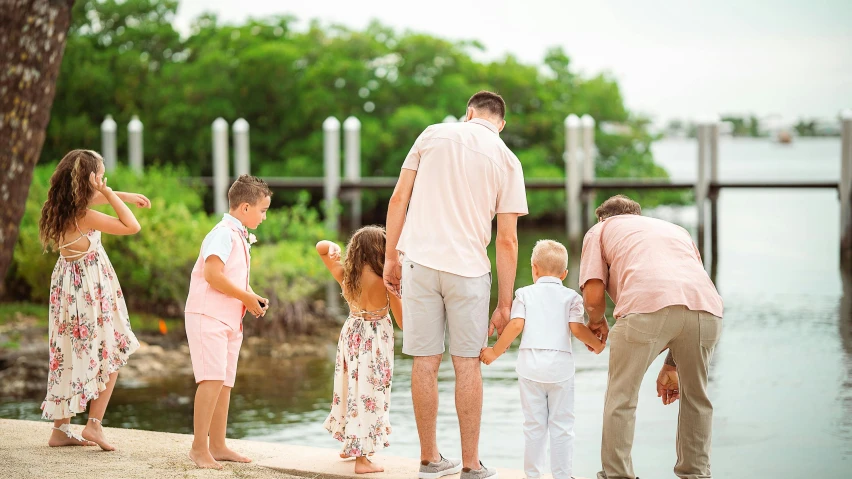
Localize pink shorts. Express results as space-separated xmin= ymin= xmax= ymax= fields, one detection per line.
xmin=185 ymin=313 xmax=243 ymax=388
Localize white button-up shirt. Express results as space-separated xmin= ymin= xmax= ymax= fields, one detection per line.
xmin=511 ymin=276 xmax=585 ymax=383
xmin=201 ymin=214 xmax=246 ymax=264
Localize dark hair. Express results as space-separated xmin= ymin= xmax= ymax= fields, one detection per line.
xmin=467 ymin=91 xmax=506 ymax=119
xmin=595 ymin=195 xmax=642 ymax=220
xmin=228 ymin=174 xmax=272 ymax=209
xmin=39 ymin=149 xmax=103 ymax=250
xmin=342 ymin=226 xmax=386 ymax=303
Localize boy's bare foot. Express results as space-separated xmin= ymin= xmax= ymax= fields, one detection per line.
xmin=355 ymin=456 xmax=384 ymax=474
xmin=210 ymin=446 xmax=252 ymax=463
xmin=48 ymin=425 xmax=96 ymax=447
xmin=81 ymin=422 xmax=115 ymax=451
xmin=189 ymin=448 xmax=224 ymax=470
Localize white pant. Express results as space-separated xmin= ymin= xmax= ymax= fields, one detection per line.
xmin=519 ymin=377 xmax=575 ymax=479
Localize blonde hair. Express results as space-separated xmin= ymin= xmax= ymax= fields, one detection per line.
xmin=531 ymin=239 xmax=568 ymax=276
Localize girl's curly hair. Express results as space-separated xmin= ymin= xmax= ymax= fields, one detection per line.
xmin=342 ymin=225 xmax=386 ymax=304
xmin=39 ymin=149 xmax=103 ymax=251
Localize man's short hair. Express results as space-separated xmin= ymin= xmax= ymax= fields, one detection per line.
xmin=531 ymin=239 xmax=568 ymax=276
xmin=595 ymin=195 xmax=641 ymax=220
xmin=228 ymin=174 xmax=272 ymax=209
xmin=467 ymin=91 xmax=506 ymax=120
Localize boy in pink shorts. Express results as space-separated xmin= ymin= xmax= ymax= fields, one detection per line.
xmin=184 ymin=175 xmax=272 ymax=469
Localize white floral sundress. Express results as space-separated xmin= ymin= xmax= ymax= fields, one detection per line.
xmin=41 ymin=224 xmax=139 ymax=420
xmin=323 ymin=297 xmax=395 ymax=457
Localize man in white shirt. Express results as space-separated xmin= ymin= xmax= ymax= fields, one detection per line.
xmin=480 ymin=240 xmax=605 ymax=479
xmin=383 ymin=91 xmax=528 ymax=479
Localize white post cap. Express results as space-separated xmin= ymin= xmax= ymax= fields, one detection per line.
xmin=581 ymin=114 xmax=595 ymax=127
xmin=442 ymin=115 xmax=458 ymax=123
xmin=128 ymin=115 xmax=143 ymax=131
xmin=101 ymin=115 xmax=117 ymax=132
xmin=323 ymin=116 xmax=341 ymax=131
xmin=565 ymin=114 xmax=581 ymax=128
xmin=343 ymin=116 xmax=361 ymax=131
xmin=212 ymin=117 xmax=229 ymax=131
xmin=233 ymin=118 xmax=249 ymax=132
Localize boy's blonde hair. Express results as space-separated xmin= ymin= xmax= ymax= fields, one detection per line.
xmin=228 ymin=174 xmax=272 ymax=209
xmin=531 ymin=239 xmax=568 ymax=276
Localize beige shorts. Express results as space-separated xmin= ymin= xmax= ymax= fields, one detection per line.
xmin=401 ymin=256 xmax=491 ymax=357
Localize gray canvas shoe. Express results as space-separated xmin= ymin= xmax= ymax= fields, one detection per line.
xmin=418 ymin=455 xmax=463 ymax=479
xmin=460 ymin=461 xmax=497 ymax=479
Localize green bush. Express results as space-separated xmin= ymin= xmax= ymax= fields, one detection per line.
xmin=9 ymin=165 xmax=334 ymax=333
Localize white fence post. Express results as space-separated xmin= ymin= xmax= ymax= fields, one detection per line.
xmin=841 ymin=109 xmax=852 ymax=265
xmin=581 ymin=114 xmax=596 ymax=228
xmin=323 ymin=117 xmax=341 ymax=233
xmin=696 ymin=121 xmax=710 ymax=259
xmin=344 ymin=116 xmax=362 ymax=231
xmin=233 ymin=118 xmax=250 ymax=177
xmin=212 ymin=118 xmax=230 ymax=215
xmin=101 ymin=115 xmax=117 ymax=171
xmin=443 ymin=115 xmax=458 ymax=123
xmin=128 ymin=115 xmax=144 ymax=174
xmin=565 ymin=114 xmax=582 ymax=244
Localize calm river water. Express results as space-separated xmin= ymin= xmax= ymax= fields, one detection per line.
xmin=2 ymin=138 xmax=849 ymax=478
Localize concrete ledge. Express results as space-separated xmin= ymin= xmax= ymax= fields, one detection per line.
xmin=0 ymin=419 xmax=587 ymax=479
xmin=259 ymin=446 xmax=588 ymax=479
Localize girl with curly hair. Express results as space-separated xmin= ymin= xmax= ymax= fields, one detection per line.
xmin=39 ymin=149 xmax=150 ymax=451
xmin=316 ymin=226 xmax=403 ymax=474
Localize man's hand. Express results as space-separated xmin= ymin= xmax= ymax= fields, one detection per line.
xmin=489 ymin=306 xmax=511 ymax=337
xmin=656 ymin=364 xmax=680 ymax=405
xmin=383 ymin=256 xmax=402 ymax=299
xmin=479 ymin=347 xmax=499 ymax=365
xmin=588 ymin=318 xmax=610 ymax=344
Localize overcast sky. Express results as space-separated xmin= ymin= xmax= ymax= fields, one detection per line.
xmin=174 ymin=0 xmax=852 ymax=123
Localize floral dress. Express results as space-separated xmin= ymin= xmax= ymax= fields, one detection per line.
xmin=323 ymin=297 xmax=395 ymax=457
xmin=41 ymin=224 xmax=139 ymax=420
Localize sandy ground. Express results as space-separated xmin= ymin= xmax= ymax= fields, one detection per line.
xmin=0 ymin=418 xmax=303 ymax=479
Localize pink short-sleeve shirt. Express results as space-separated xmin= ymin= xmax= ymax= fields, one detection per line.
xmin=397 ymin=118 xmax=528 ymax=277
xmin=578 ymin=214 xmax=723 ymax=318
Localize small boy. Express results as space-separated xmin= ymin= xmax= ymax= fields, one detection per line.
xmin=480 ymin=239 xmax=605 ymax=479
xmin=185 ymin=175 xmax=272 ymax=469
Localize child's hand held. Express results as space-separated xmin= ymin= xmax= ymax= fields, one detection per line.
xmin=593 ymin=340 xmax=606 ymax=355
xmin=479 ymin=347 xmax=498 ymax=365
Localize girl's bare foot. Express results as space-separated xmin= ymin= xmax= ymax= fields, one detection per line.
xmin=355 ymin=456 xmax=384 ymax=474
xmin=81 ymin=421 xmax=115 ymax=451
xmin=210 ymin=446 xmax=252 ymax=463
xmin=48 ymin=425 xmax=96 ymax=447
xmin=189 ymin=448 xmax=224 ymax=470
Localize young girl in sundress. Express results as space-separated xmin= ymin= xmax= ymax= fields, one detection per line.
xmin=317 ymin=226 xmax=403 ymax=474
xmin=39 ymin=149 xmax=150 ymax=451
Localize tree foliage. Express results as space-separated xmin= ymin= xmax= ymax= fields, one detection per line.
xmin=45 ymin=0 xmax=684 ymax=219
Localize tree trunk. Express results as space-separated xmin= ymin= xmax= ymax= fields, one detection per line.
xmin=0 ymin=0 xmax=75 ymax=295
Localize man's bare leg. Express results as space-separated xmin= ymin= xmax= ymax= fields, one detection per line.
xmin=209 ymin=385 xmax=251 ymax=463
xmin=412 ymin=355 xmax=442 ymax=463
xmin=453 ymin=355 xmax=483 ymax=470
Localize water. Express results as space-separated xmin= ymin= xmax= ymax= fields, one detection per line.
xmin=2 ymin=137 xmax=849 ymax=478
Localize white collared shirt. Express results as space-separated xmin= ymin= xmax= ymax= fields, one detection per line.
xmin=200 ymin=214 xmax=246 ymax=264
xmin=511 ymin=276 xmax=585 ymax=383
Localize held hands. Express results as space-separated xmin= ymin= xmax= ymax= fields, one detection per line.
xmin=383 ymin=256 xmax=402 ymax=299
xmin=590 ymin=339 xmax=606 ymax=355
xmin=242 ymin=291 xmax=269 ymax=318
xmin=479 ymin=347 xmax=500 ymax=365
xmin=489 ymin=306 xmax=511 ymax=337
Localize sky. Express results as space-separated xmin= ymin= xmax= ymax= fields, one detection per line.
xmin=173 ymin=0 xmax=852 ymax=123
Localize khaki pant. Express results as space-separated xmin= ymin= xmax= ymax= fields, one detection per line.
xmin=598 ymin=305 xmax=722 ymax=479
